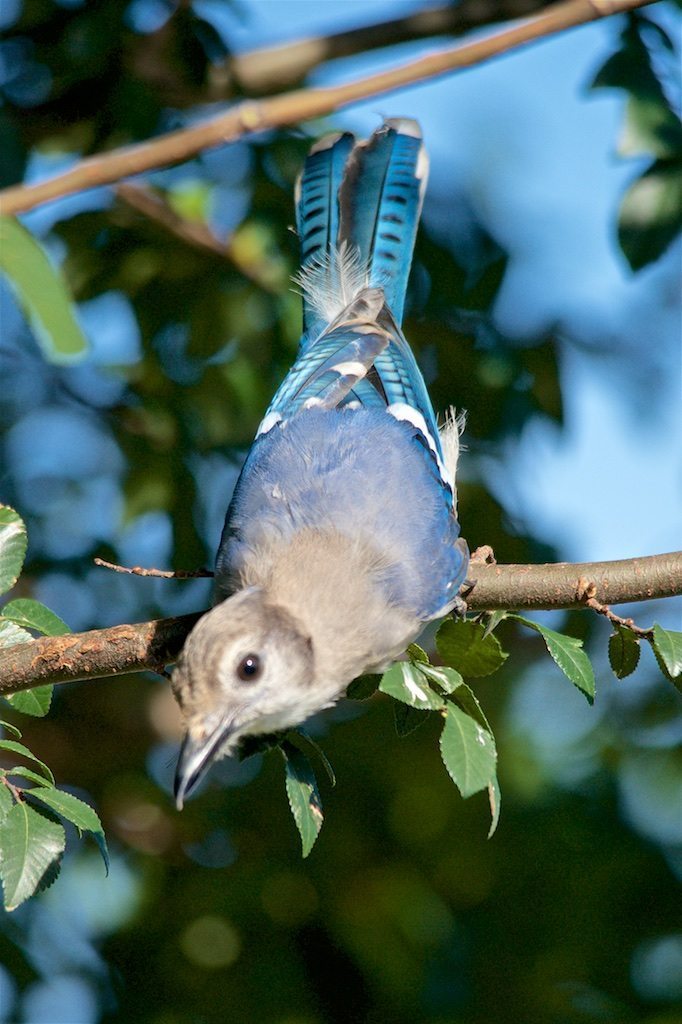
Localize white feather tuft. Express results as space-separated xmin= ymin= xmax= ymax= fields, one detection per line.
xmin=439 ymin=407 xmax=466 ymax=509
xmin=293 ymin=241 xmax=368 ymax=325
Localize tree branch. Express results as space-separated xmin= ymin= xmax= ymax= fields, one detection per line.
xmin=0 ymin=0 xmax=656 ymax=217
xmin=1 ymin=551 xmax=679 ymax=696
xmin=225 ymin=0 xmax=552 ymax=95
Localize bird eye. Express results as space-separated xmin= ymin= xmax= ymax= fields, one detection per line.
xmin=236 ymin=653 xmax=262 ymax=682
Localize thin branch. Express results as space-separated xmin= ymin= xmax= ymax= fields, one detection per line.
xmin=0 ymin=0 xmax=656 ymax=217
xmin=0 ymin=550 xmax=679 ymax=696
xmin=114 ymin=184 xmax=281 ymax=292
xmin=93 ymin=557 xmax=213 ymax=579
xmin=226 ymin=0 xmax=551 ymax=95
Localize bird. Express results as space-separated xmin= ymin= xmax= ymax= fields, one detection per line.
xmin=172 ymin=118 xmax=469 ymax=808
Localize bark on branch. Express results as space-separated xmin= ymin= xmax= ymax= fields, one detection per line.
xmin=0 ymin=551 xmax=679 ymax=696
xmin=0 ymin=0 xmax=656 ymax=217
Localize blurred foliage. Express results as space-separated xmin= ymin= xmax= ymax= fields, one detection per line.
xmin=0 ymin=1 xmax=681 ymax=1022
xmin=591 ymin=9 xmax=682 ymax=270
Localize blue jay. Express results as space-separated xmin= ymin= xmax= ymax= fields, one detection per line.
xmin=173 ymin=119 xmax=469 ymax=806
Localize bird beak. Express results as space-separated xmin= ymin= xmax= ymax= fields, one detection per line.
xmin=173 ymin=719 xmax=238 ymax=810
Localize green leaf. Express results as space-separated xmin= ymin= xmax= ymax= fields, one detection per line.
xmin=0 ymin=740 xmax=55 ymax=784
xmin=0 ymin=216 xmax=89 ymax=364
xmin=448 ymin=680 xmax=494 ymax=734
xmin=608 ymin=625 xmax=641 ymax=679
xmin=379 ymin=662 xmax=445 ymax=711
xmin=1 ymin=598 xmax=70 ymax=636
xmin=651 ymin=625 xmax=682 ymax=691
xmin=0 ymin=506 xmax=27 ymax=596
xmin=0 ymin=801 xmax=65 ymax=909
xmin=346 ymin=674 xmax=380 ymax=701
xmin=393 ymin=702 xmax=429 ymax=737
xmin=281 ymin=742 xmax=323 ymax=858
xmin=407 ymin=642 xmax=430 ymax=664
xmin=5 ymin=686 xmax=53 ymax=718
xmin=439 ymin=702 xmax=497 ymax=799
xmin=512 ymin=616 xmax=596 ymax=703
xmin=419 ymin=663 xmax=465 ymax=695
xmin=26 ymin=788 xmax=109 ymax=872
xmin=0 ymin=619 xmax=32 ymax=649
xmin=0 ymin=721 xmax=22 ymax=739
xmin=5 ymin=766 xmax=53 ymax=788
xmin=619 ymin=158 xmax=682 ymax=271
xmin=436 ymin=619 xmax=509 ymax=677
xmin=487 ymin=776 xmax=502 ymax=838
xmin=0 ymin=784 xmax=13 ymax=823
xmin=285 ymin=731 xmax=336 ymax=787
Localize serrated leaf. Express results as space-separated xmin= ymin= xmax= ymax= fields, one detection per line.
xmin=448 ymin=681 xmax=494 ymax=734
xmin=5 ymin=766 xmax=53 ymax=790
xmin=0 ymin=216 xmax=88 ymax=364
xmin=393 ymin=701 xmax=428 ymax=737
xmin=0 ymin=740 xmax=55 ymax=784
xmin=511 ymin=615 xmax=596 ymax=703
xmin=0 ymin=801 xmax=65 ymax=909
xmin=346 ymin=674 xmax=380 ymax=701
xmin=651 ymin=625 xmax=682 ymax=690
xmin=482 ymin=610 xmax=508 ymax=638
xmin=407 ymin=642 xmax=430 ymax=664
xmin=281 ymin=743 xmax=323 ymax=858
xmin=0 ymin=784 xmax=13 ymax=823
xmin=1 ymin=598 xmax=70 ymax=636
xmin=0 ymin=506 xmax=27 ymax=596
xmin=0 ymin=721 xmax=22 ymax=739
xmin=608 ymin=625 xmax=641 ymax=679
xmin=285 ymin=730 xmax=335 ymax=787
xmin=439 ymin=703 xmax=497 ymax=799
xmin=379 ymin=662 xmax=445 ymax=710
xmin=26 ymin=788 xmax=109 ymax=872
xmin=436 ymin=619 xmax=509 ymax=677
xmin=0 ymin=619 xmax=32 ymax=649
xmin=419 ymin=663 xmax=465 ymax=695
xmin=487 ymin=776 xmax=501 ymax=838
xmin=5 ymin=686 xmax=53 ymax=718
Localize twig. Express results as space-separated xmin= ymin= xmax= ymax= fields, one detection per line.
xmin=0 ymin=0 xmax=657 ymax=217
xmin=0 ymin=550 xmax=679 ymax=695
xmin=114 ymin=184 xmax=280 ymax=292
xmin=576 ymin=576 xmax=653 ymax=638
xmin=94 ymin=557 xmax=213 ymax=580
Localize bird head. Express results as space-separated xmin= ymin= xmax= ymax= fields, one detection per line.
xmin=171 ymin=588 xmax=315 ymax=807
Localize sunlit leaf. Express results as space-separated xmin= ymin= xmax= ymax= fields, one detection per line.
xmin=436 ymin=619 xmax=508 ymax=677
xmin=379 ymin=662 xmax=445 ymax=711
xmin=0 ymin=801 xmax=65 ymax=910
xmin=608 ymin=625 xmax=641 ymax=679
xmin=1 ymin=598 xmax=70 ymax=636
xmin=511 ymin=616 xmax=595 ymax=703
xmin=0 ymin=619 xmax=32 ymax=649
xmin=27 ymin=787 xmax=109 ymax=872
xmin=0 ymin=721 xmax=22 ymax=739
xmin=0 ymin=506 xmax=27 ymax=596
xmin=281 ymin=742 xmax=323 ymax=858
xmin=419 ymin=663 xmax=465 ymax=695
xmin=0 ymin=216 xmax=88 ymax=363
xmin=5 ymin=686 xmax=53 ymax=718
xmin=439 ymin=702 xmax=497 ymax=799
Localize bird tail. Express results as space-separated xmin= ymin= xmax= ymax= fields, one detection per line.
xmin=295 ymin=119 xmax=429 ymax=340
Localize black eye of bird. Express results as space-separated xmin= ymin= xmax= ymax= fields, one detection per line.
xmin=236 ymin=654 xmax=262 ymax=682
